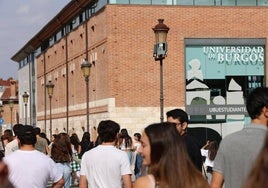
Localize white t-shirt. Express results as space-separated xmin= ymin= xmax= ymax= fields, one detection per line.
xmin=80 ymin=145 xmax=132 ymax=188
xmin=5 ymin=139 xmax=18 ymax=156
xmin=3 ymin=150 xmax=62 ymax=188
xmin=201 ymin=149 xmax=214 ymax=167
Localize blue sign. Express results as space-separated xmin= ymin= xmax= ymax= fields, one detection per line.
xmin=0 ymin=118 xmax=4 ymax=125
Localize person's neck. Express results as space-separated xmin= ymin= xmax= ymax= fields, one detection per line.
xmin=251 ymin=118 xmax=267 ymax=126
xmin=20 ymin=145 xmax=35 ymax=151
xmin=102 ymin=141 xmax=116 ymax=146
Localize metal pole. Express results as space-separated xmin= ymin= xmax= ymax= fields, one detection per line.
xmin=85 ymin=76 xmax=89 ymax=132
xmin=10 ymin=108 xmax=13 ymax=129
xmin=49 ymin=96 xmax=52 ymax=138
xmin=160 ymin=58 xmax=164 ymax=123
xmin=25 ymin=103 xmax=27 ymax=124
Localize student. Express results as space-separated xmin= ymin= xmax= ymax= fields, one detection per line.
xmin=201 ymin=140 xmax=218 ymax=184
xmin=211 ymin=87 xmax=268 ymax=188
xmin=51 ymin=132 xmax=73 ymax=188
xmin=166 ymin=108 xmax=203 ymax=172
xmin=3 ymin=125 xmax=64 ymax=188
xmin=4 ymin=124 xmax=23 ymax=156
xmin=242 ymin=131 xmax=268 ymax=188
xmin=79 ymin=120 xmax=132 ymax=188
xmin=134 ymin=122 xmax=208 ymax=188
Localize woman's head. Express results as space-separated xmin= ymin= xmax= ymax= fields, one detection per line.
xmin=51 ymin=132 xmax=72 ymax=162
xmin=140 ymin=122 xmax=187 ymax=167
xmin=120 ymin=128 xmax=129 ymax=138
xmin=139 ymin=122 xmax=208 ymax=188
xmin=134 ymin=133 xmax=141 ymax=142
xmin=208 ymin=141 xmax=219 ymax=161
xmin=81 ymin=132 xmax=91 ymax=142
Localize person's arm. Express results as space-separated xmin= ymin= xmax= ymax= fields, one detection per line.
xmin=210 ymin=171 xmax=224 ymax=188
xmin=122 ymin=174 xmax=132 ymax=188
xmin=79 ymin=175 xmax=88 ymax=188
xmin=78 ymin=145 xmax=82 ymax=154
xmin=51 ymin=177 xmax=64 ymax=188
xmin=202 ymin=140 xmax=210 ymax=149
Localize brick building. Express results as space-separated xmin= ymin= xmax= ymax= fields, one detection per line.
xmin=11 ymin=0 xmax=268 ymax=140
xmin=0 ymin=78 xmax=19 ymax=133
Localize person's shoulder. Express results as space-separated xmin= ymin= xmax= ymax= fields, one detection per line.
xmin=134 ymin=175 xmax=152 ymax=188
xmin=5 ymin=139 xmax=18 ymax=147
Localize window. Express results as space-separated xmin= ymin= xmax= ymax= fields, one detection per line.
xmin=237 ymin=0 xmax=257 ymax=5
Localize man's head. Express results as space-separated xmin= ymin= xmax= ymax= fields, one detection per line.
xmin=17 ymin=125 xmax=36 ymax=146
xmin=246 ymin=87 xmax=268 ymax=121
xmin=166 ymin=108 xmax=188 ymax=135
xmin=13 ymin=124 xmax=23 ymax=137
xmin=97 ymin=120 xmax=120 ymax=143
xmin=33 ymin=127 xmax=41 ymax=136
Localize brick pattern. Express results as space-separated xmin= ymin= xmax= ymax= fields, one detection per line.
xmin=35 ymin=5 xmax=268 ymax=135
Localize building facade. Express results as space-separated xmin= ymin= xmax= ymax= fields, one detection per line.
xmin=0 ymin=78 xmax=19 ymax=134
xmin=12 ymin=0 xmax=268 ymax=140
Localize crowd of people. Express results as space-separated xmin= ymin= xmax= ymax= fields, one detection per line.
xmin=0 ymin=86 xmax=268 ymax=188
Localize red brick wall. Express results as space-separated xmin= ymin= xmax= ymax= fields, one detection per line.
xmin=36 ymin=4 xmax=268 ymax=120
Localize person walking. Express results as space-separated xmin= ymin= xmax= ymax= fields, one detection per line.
xmin=211 ymin=87 xmax=268 ymax=188
xmin=51 ymin=132 xmax=73 ymax=188
xmin=34 ymin=127 xmax=49 ymax=154
xmin=79 ymin=120 xmax=132 ymax=188
xmin=3 ymin=125 xmax=64 ymax=188
xmin=133 ymin=122 xmax=208 ymax=188
xmin=201 ymin=140 xmax=218 ymax=184
xmin=242 ymin=131 xmax=268 ymax=188
xmin=4 ymin=124 xmax=23 ymax=156
xmin=70 ymin=133 xmax=81 ymax=186
xmin=166 ymin=108 xmax=203 ymax=172
xmin=79 ymin=132 xmax=93 ymax=159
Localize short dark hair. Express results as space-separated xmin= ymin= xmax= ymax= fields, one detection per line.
xmin=17 ymin=125 xmax=36 ymax=146
xmin=3 ymin=129 xmax=13 ymax=137
xmin=13 ymin=124 xmax=23 ymax=136
xmin=33 ymin=127 xmax=41 ymax=135
xmin=97 ymin=120 xmax=120 ymax=143
xmin=166 ymin=108 xmax=189 ymax=123
xmin=246 ymin=87 xmax=268 ymax=119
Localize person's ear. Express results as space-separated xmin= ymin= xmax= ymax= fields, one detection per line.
xmin=182 ymin=122 xmax=188 ymax=131
xmin=262 ymin=106 xmax=268 ymax=117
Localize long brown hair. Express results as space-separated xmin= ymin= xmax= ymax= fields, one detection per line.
xmin=243 ymin=131 xmax=268 ymax=188
xmin=145 ymin=122 xmax=208 ymax=188
xmin=208 ymin=141 xmax=218 ymax=161
xmin=51 ymin=133 xmax=72 ymax=163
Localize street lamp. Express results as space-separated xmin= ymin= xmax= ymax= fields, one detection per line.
xmin=81 ymin=59 xmax=92 ymax=132
xmin=46 ymin=80 xmax=54 ymax=138
xmin=152 ymin=19 xmax=169 ymax=123
xmin=9 ymin=100 xmax=14 ymax=128
xmin=0 ymin=104 xmax=4 ymax=135
xmin=0 ymin=104 xmax=3 ymax=117
xmin=22 ymin=92 xmax=29 ymax=124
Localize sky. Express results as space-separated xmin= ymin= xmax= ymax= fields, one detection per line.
xmin=0 ymin=0 xmax=71 ymax=80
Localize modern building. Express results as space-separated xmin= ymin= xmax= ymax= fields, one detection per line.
xmin=11 ymin=0 xmax=268 ymax=141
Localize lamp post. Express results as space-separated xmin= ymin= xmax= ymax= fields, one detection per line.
xmin=152 ymin=19 xmax=169 ymax=123
xmin=9 ymin=100 xmax=14 ymax=128
xmin=22 ymin=92 xmax=29 ymax=124
xmin=81 ymin=59 xmax=92 ymax=132
xmin=0 ymin=104 xmax=4 ymax=135
xmin=0 ymin=104 xmax=3 ymax=118
xmin=46 ymin=81 xmax=54 ymax=138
